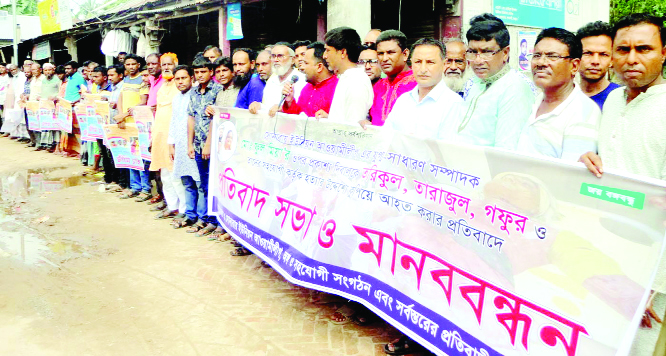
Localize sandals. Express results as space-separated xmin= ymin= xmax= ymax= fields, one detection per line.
xmin=230 ymin=247 xmax=252 ymax=256
xmin=383 ymin=336 xmax=423 ymax=355
xmin=330 ymin=305 xmax=357 ymax=325
xmin=119 ymin=191 xmax=140 ymax=199
xmin=150 ymin=202 xmax=167 ymax=211
xmin=207 ymin=227 xmax=226 ymax=241
xmin=134 ymin=193 xmax=153 ymax=202
xmin=155 ymin=209 xmax=178 ymax=219
xmin=173 ymin=217 xmax=196 ymax=229
xmin=196 ymin=223 xmax=217 ymax=237
xmin=147 ymin=195 xmax=163 ymax=205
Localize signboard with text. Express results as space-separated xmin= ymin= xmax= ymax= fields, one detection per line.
xmin=209 ymin=108 xmax=666 ymax=356
xmin=493 ymin=0 xmax=564 ymax=29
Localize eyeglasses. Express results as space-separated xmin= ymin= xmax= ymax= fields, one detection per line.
xmin=445 ymin=58 xmax=465 ymax=65
xmin=531 ymin=53 xmax=573 ymax=62
xmin=465 ymin=48 xmax=503 ymax=61
xmin=271 ymin=54 xmax=291 ymax=61
xmin=357 ymin=59 xmax=379 ymax=65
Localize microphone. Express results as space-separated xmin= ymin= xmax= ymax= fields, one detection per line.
xmin=279 ymin=75 xmax=300 ymax=104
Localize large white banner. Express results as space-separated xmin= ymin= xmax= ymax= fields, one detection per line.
xmin=209 ymin=108 xmax=666 ymax=356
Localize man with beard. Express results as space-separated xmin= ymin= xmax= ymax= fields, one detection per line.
xmin=443 ymin=39 xmax=470 ymax=96
xmin=233 ymin=48 xmax=266 ymax=109
xmin=37 ymin=63 xmax=62 ymax=152
xmin=26 ymin=62 xmax=43 ymax=148
xmin=255 ymin=50 xmax=272 ymax=82
xmin=269 ymin=41 xmax=338 ymax=117
xmin=248 ymin=42 xmax=305 ymax=114
xmin=358 ymin=44 xmax=382 ymax=85
xmin=576 ymin=21 xmax=620 ymax=109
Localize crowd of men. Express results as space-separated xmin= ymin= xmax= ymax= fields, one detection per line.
xmin=0 ymin=11 xmax=665 ymax=354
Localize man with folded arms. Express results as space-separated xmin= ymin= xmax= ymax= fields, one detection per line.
xmin=269 ymin=42 xmax=338 ymax=118
xmin=517 ymin=28 xmax=601 ymax=161
xmin=387 ymin=38 xmax=462 ymax=138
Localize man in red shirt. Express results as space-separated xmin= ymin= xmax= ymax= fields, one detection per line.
xmin=366 ymin=30 xmax=417 ymax=126
xmin=269 ymin=42 xmax=338 ymax=118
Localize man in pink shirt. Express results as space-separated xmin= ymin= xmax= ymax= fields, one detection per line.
xmin=146 ymin=53 xmax=163 ymax=109
xmin=269 ymin=42 xmax=338 ymax=118
xmin=367 ymin=30 xmax=417 ymax=126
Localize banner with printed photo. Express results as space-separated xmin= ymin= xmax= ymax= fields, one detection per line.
xmin=38 ymin=99 xmax=58 ymax=131
xmin=56 ymin=99 xmax=73 ymax=133
xmin=209 ymin=108 xmax=666 ymax=356
xmin=25 ymin=101 xmax=40 ymax=131
xmin=85 ymin=102 xmax=105 ymax=140
xmin=132 ymin=105 xmax=154 ymax=161
xmin=517 ymin=31 xmax=538 ymax=72
xmin=102 ymin=124 xmax=143 ymax=170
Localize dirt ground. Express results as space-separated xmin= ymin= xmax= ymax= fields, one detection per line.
xmin=0 ymin=138 xmax=412 ymax=356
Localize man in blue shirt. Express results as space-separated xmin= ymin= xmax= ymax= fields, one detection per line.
xmin=576 ymin=21 xmax=621 ymax=110
xmin=232 ymin=48 xmax=265 ymax=109
xmin=64 ymin=61 xmax=87 ymax=103
xmin=186 ymin=57 xmax=222 ymax=237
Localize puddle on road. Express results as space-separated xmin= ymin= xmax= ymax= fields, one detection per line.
xmin=0 ymin=166 xmax=99 ymax=202
xmin=0 ymin=167 xmax=97 ymax=267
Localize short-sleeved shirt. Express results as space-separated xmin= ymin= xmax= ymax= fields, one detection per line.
xmin=41 ymin=76 xmax=62 ymax=99
xmin=517 ymin=85 xmax=601 ymax=161
xmin=590 ymin=82 xmax=621 ymax=110
xmin=120 ymin=74 xmax=144 ymax=113
xmin=188 ymin=81 xmax=222 ymax=153
xmin=235 ymin=74 xmax=266 ymax=109
xmin=65 ymin=72 xmax=87 ymax=102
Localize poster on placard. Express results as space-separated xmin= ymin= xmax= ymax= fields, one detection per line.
xmin=38 ymin=99 xmax=58 ymax=130
xmin=517 ymin=31 xmax=538 ymax=72
xmin=74 ymin=103 xmax=93 ymax=142
xmin=85 ymin=104 xmax=104 ymax=140
xmin=132 ymin=105 xmax=154 ymax=161
xmin=209 ymin=108 xmax=666 ymax=356
xmin=25 ymin=101 xmax=40 ymax=131
xmin=56 ymin=100 xmax=73 ymax=133
xmin=102 ymin=124 xmax=143 ymax=170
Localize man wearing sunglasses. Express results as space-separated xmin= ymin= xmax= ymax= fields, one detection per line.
xmin=444 ymin=14 xmax=535 ymax=149
xmin=517 ymin=27 xmax=601 ymax=161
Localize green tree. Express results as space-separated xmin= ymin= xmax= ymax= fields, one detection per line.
xmin=0 ymin=0 xmax=38 ymax=16
xmin=610 ymin=0 xmax=666 ymax=24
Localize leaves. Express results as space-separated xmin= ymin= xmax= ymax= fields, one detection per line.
xmin=610 ymin=0 xmax=666 ymax=24
xmin=0 ymin=0 xmax=38 ymax=16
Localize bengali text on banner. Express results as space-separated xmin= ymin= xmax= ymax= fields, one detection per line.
xmin=208 ymin=108 xmax=666 ymax=356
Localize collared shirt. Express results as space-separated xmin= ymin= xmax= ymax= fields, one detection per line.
xmin=370 ymin=70 xmax=417 ymax=126
xmin=168 ymin=89 xmax=200 ymax=181
xmin=64 ymin=72 xmax=87 ymax=102
xmin=148 ymin=74 xmax=164 ymax=107
xmin=235 ymin=74 xmax=266 ymax=109
xmin=599 ymin=84 xmax=666 ymax=180
xmin=387 ymin=79 xmax=462 ymax=139
xmin=215 ymin=85 xmax=240 ymax=107
xmin=29 ymin=75 xmax=44 ymax=101
xmin=41 ymin=76 xmax=62 ymax=99
xmin=188 ymin=81 xmax=222 ymax=152
xmin=119 ymin=74 xmax=144 ymax=113
xmin=261 ymin=69 xmax=306 ymax=109
xmin=90 ymin=82 xmax=112 ymax=95
xmin=590 ymin=82 xmax=621 ymax=110
xmin=517 ymin=84 xmax=600 ymax=161
xmin=453 ymin=67 xmax=535 ymax=150
xmin=328 ymin=67 xmax=373 ymax=125
xmin=284 ymin=75 xmax=338 ymax=117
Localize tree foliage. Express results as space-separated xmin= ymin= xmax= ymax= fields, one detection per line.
xmin=610 ymin=0 xmax=666 ymax=24
xmin=0 ymin=0 xmax=38 ymax=16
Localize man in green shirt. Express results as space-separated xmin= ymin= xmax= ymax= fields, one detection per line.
xmin=440 ymin=14 xmax=535 ymax=150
